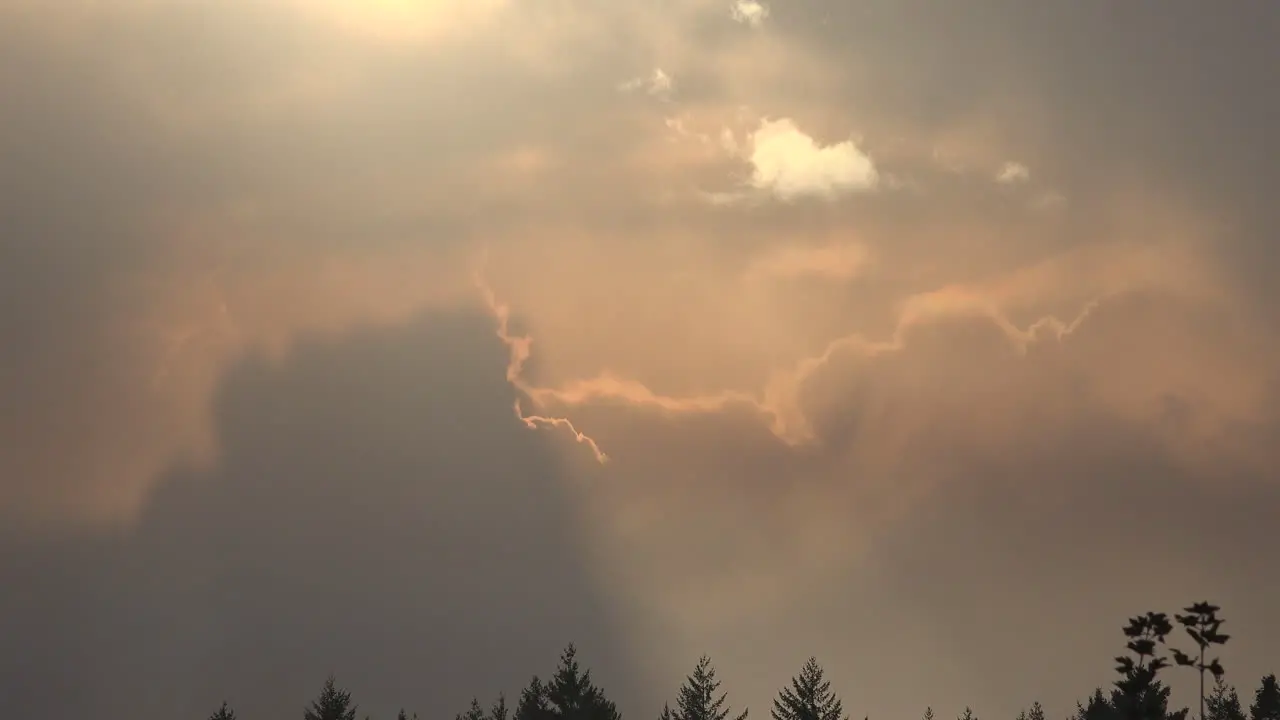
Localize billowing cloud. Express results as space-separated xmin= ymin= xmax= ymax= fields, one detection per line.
xmin=4 ymin=2 xmax=1280 ymax=720
xmin=745 ymin=118 xmax=879 ymax=200
xmin=730 ymin=0 xmax=769 ymax=27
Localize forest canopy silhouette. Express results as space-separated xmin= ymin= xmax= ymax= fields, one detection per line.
xmin=209 ymin=603 xmax=1280 ymax=720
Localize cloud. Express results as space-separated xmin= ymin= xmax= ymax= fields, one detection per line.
xmin=4 ymin=2 xmax=1280 ymax=720
xmin=745 ymin=118 xmax=879 ymax=200
xmin=0 ymin=310 xmax=645 ymax=719
xmin=619 ymin=68 xmax=675 ymax=99
xmin=730 ymin=0 xmax=769 ymax=27
xmin=996 ymin=161 xmax=1030 ymax=183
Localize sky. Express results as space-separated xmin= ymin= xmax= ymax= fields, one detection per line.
xmin=2 ymin=1 xmax=1279 ymax=719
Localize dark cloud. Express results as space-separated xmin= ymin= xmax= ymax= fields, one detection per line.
xmin=0 ymin=310 xmax=641 ymax=719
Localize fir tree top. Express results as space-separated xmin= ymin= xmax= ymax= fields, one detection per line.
xmin=1208 ymin=678 xmax=1247 ymax=720
xmin=667 ymin=656 xmax=748 ymax=720
xmin=1253 ymin=676 xmax=1280 ymax=720
xmin=304 ymin=676 xmax=357 ymax=720
xmin=770 ymin=657 xmax=847 ymax=720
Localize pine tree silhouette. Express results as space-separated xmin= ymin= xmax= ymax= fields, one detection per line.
xmin=664 ymin=656 xmax=748 ymax=720
xmin=458 ymin=698 xmax=488 ymax=720
xmin=516 ymin=676 xmax=554 ymax=720
xmin=545 ymin=644 xmax=621 ymax=720
xmin=304 ymin=676 xmax=358 ymax=720
xmin=1027 ymin=701 xmax=1046 ymax=720
xmin=922 ymin=707 xmax=934 ymax=720
xmin=770 ymin=658 xmax=847 ymax=720
xmin=957 ymin=707 xmax=977 ymax=720
xmin=1076 ymin=689 xmax=1120 ymax=720
xmin=208 ymin=700 xmax=237 ymax=720
xmin=1251 ymin=676 xmax=1280 ymax=720
xmin=492 ymin=694 xmax=511 ymax=720
xmin=1207 ymin=678 xmax=1247 ymax=720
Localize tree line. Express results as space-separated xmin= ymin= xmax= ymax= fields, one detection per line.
xmin=206 ymin=603 xmax=1280 ymax=720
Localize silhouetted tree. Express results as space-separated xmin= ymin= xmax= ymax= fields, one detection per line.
xmin=1251 ymin=676 xmax=1280 ymax=720
xmin=770 ymin=658 xmax=847 ymax=720
xmin=1172 ymin=603 xmax=1230 ymax=720
xmin=305 ymin=676 xmax=358 ymax=720
xmin=958 ymin=707 xmax=977 ymax=720
xmin=209 ymin=701 xmax=237 ymax=720
xmin=398 ymin=709 xmax=418 ymax=720
xmin=1207 ymin=678 xmax=1246 ymax=720
xmin=493 ymin=694 xmax=511 ymax=720
xmin=1075 ymin=689 xmax=1120 ymax=720
xmin=1114 ymin=611 xmax=1176 ymax=720
xmin=545 ymin=644 xmax=621 ymax=720
xmin=1076 ymin=684 xmax=1187 ymax=720
xmin=1017 ymin=702 xmax=1046 ymax=720
xmin=663 ymin=656 xmax=748 ymax=720
xmin=459 ymin=698 xmax=488 ymax=720
xmin=1128 ymin=683 xmax=1189 ymax=720
xmin=923 ymin=708 xmax=934 ymax=720
xmin=516 ymin=677 xmax=554 ymax=720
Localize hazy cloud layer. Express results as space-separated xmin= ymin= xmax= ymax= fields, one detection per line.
xmin=3 ymin=2 xmax=1279 ymax=720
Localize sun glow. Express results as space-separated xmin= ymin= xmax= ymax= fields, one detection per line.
xmin=305 ymin=0 xmax=507 ymax=42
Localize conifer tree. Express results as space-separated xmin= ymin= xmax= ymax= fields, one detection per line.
xmin=545 ymin=644 xmax=621 ymax=720
xmin=923 ymin=708 xmax=934 ymax=720
xmin=1076 ymin=689 xmax=1119 ymax=720
xmin=1251 ymin=676 xmax=1280 ymax=720
xmin=1027 ymin=702 xmax=1045 ymax=720
xmin=958 ymin=707 xmax=977 ymax=720
xmin=493 ymin=694 xmax=511 ymax=720
xmin=517 ymin=677 xmax=554 ymax=720
xmin=664 ymin=656 xmax=748 ymax=720
xmin=209 ymin=701 xmax=237 ymax=720
xmin=458 ymin=698 xmax=487 ymax=720
xmin=1207 ymin=678 xmax=1247 ymax=720
xmin=304 ymin=676 xmax=358 ymax=720
xmin=1114 ymin=683 xmax=1189 ymax=720
xmin=770 ymin=658 xmax=847 ymax=720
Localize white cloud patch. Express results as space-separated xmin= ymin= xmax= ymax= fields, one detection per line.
xmin=996 ymin=161 xmax=1031 ymax=184
xmin=730 ymin=0 xmax=769 ymax=27
xmin=619 ymin=68 xmax=674 ymax=99
xmin=746 ymin=118 xmax=879 ymax=201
